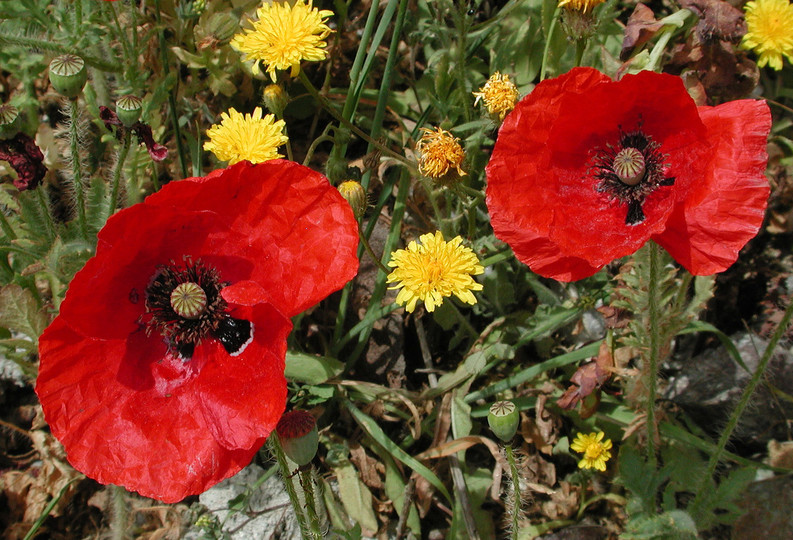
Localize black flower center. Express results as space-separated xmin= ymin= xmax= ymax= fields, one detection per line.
xmin=142 ymin=258 xmax=253 ymax=360
xmin=590 ymin=126 xmax=675 ymax=225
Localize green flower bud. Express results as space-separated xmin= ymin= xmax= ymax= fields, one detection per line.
xmin=338 ymin=180 xmax=367 ymax=220
xmin=488 ymin=400 xmax=520 ymax=442
xmin=49 ymin=55 xmax=87 ymax=98
xmin=0 ymin=104 xmax=20 ymax=140
xmin=116 ymin=95 xmax=143 ymax=128
xmin=262 ymin=84 xmax=287 ymax=118
xmin=276 ymin=410 xmax=318 ymax=467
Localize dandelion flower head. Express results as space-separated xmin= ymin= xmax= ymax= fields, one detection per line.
xmin=416 ymin=127 xmax=466 ymax=179
xmin=473 ymin=72 xmax=520 ymax=120
xmin=231 ymin=0 xmax=333 ymax=82
xmin=557 ymin=0 xmax=606 ymax=12
xmin=386 ymin=231 xmax=483 ymax=313
xmin=570 ymin=431 xmax=612 ymax=471
xmin=204 ymin=107 xmax=288 ymax=165
xmin=742 ymin=0 xmax=793 ymax=71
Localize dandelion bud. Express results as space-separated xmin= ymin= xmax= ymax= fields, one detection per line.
xmin=0 ymin=104 xmax=20 ymax=140
xmin=338 ymin=180 xmax=367 ymax=220
xmin=116 ymin=95 xmax=143 ymax=128
xmin=276 ymin=410 xmax=318 ymax=466
xmin=49 ymin=55 xmax=87 ymax=99
xmin=262 ymin=84 xmax=287 ymax=118
xmin=488 ymin=400 xmax=520 ymax=442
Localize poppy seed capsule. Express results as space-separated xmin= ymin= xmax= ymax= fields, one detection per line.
xmin=612 ymin=147 xmax=645 ymax=186
xmin=170 ymin=282 xmax=208 ymax=319
xmin=276 ymin=410 xmax=319 ymax=466
xmin=488 ymin=400 xmax=520 ymax=442
xmin=116 ymin=95 xmax=143 ymax=128
xmin=0 ymin=104 xmax=20 ymax=140
xmin=49 ymin=55 xmax=87 ymax=99
xmin=338 ymin=180 xmax=367 ymax=219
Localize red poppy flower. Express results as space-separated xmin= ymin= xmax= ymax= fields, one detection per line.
xmin=486 ymin=67 xmax=771 ymax=281
xmin=36 ymin=160 xmax=359 ymax=502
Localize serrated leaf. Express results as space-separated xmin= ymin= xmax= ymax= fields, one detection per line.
xmin=0 ymin=284 xmax=48 ymax=342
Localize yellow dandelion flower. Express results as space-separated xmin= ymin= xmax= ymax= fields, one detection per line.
xmin=204 ymin=107 xmax=288 ymax=165
xmin=386 ymin=231 xmax=484 ymax=313
xmin=570 ymin=432 xmax=613 ymax=472
xmin=416 ymin=127 xmax=466 ymax=179
xmin=557 ymin=0 xmax=605 ymax=12
xmin=231 ymin=0 xmax=333 ymax=82
xmin=473 ymin=72 xmax=520 ymax=120
xmin=742 ymin=0 xmax=793 ymax=71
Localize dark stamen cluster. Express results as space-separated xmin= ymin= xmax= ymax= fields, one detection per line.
xmin=590 ymin=127 xmax=675 ymax=225
xmin=143 ymin=257 xmax=228 ymax=357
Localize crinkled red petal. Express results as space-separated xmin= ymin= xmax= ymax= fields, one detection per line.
xmin=486 ymin=67 xmax=710 ymax=281
xmin=653 ymin=99 xmax=771 ymax=274
xmin=36 ymin=302 xmax=290 ymax=503
xmin=145 ymin=160 xmax=360 ymax=317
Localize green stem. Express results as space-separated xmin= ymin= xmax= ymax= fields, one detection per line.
xmin=110 ymin=485 xmax=127 ymax=540
xmin=539 ymin=8 xmax=561 ymax=81
xmin=270 ymin=435 xmax=312 ymax=538
xmin=453 ymin=3 xmax=473 ymax=123
xmin=35 ymin=188 xmax=56 ymax=241
xmin=68 ymin=98 xmax=89 ymax=241
xmin=574 ymin=38 xmax=586 ymax=67
xmin=109 ymin=131 xmax=131 ymax=218
xmin=0 ymin=33 xmax=121 ymax=72
xmin=645 ymin=241 xmax=662 ymax=468
xmin=298 ymin=70 xmax=413 ymax=170
xmin=74 ymin=0 xmax=82 ymax=29
xmin=689 ymin=298 xmax=793 ymax=519
xmin=299 ymin=467 xmax=323 ymax=539
xmin=153 ymin=0 xmax=188 ymax=178
xmin=505 ymin=444 xmax=521 ymax=540
xmin=359 ymin=222 xmax=390 ymax=275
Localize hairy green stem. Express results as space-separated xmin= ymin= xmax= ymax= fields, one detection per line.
xmin=108 ymin=132 xmax=131 ymax=218
xmin=0 ymin=207 xmax=17 ymax=240
xmin=505 ymin=444 xmax=521 ymax=539
xmin=689 ymin=298 xmax=793 ymax=519
xmin=110 ymin=485 xmax=127 ymax=540
xmin=68 ymin=98 xmax=89 ymax=241
xmin=35 ymin=188 xmax=55 ymax=241
xmin=0 ymin=33 xmax=121 ymax=72
xmin=645 ymin=241 xmax=662 ymax=468
xmin=270 ymin=435 xmax=311 ymax=538
xmin=299 ymin=468 xmax=323 ymax=539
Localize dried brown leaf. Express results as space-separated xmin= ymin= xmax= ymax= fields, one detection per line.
xmin=620 ymin=4 xmax=665 ymax=61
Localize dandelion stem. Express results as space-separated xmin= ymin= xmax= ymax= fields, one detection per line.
xmin=68 ymin=98 xmax=89 ymax=241
xmin=540 ymin=8 xmax=561 ymax=81
xmin=109 ymin=131 xmax=131 ymax=219
xmin=270 ymin=435 xmax=312 ymax=538
xmin=505 ymin=443 xmax=522 ymax=540
xmin=645 ymin=241 xmax=662 ymax=468
xmin=299 ymin=467 xmax=323 ymax=540
xmin=574 ymin=38 xmax=587 ymax=67
xmin=689 ymin=298 xmax=793 ymax=521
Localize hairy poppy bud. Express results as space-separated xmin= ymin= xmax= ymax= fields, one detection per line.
xmin=276 ymin=410 xmax=318 ymax=466
xmin=49 ymin=55 xmax=87 ymax=98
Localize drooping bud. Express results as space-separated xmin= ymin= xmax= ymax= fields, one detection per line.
xmin=49 ymin=55 xmax=87 ymax=98
xmin=170 ymin=282 xmax=208 ymax=319
xmin=276 ymin=410 xmax=319 ymax=466
xmin=338 ymin=180 xmax=367 ymax=220
xmin=0 ymin=104 xmax=20 ymax=140
xmin=116 ymin=95 xmax=143 ymax=128
xmin=262 ymin=84 xmax=287 ymax=118
xmin=488 ymin=400 xmax=520 ymax=442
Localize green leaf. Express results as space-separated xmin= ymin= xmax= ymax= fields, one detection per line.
xmin=344 ymin=399 xmax=452 ymax=504
xmin=332 ymin=458 xmax=379 ymax=534
xmin=0 ymin=284 xmax=48 ymax=342
xmin=285 ymin=351 xmax=344 ymax=384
